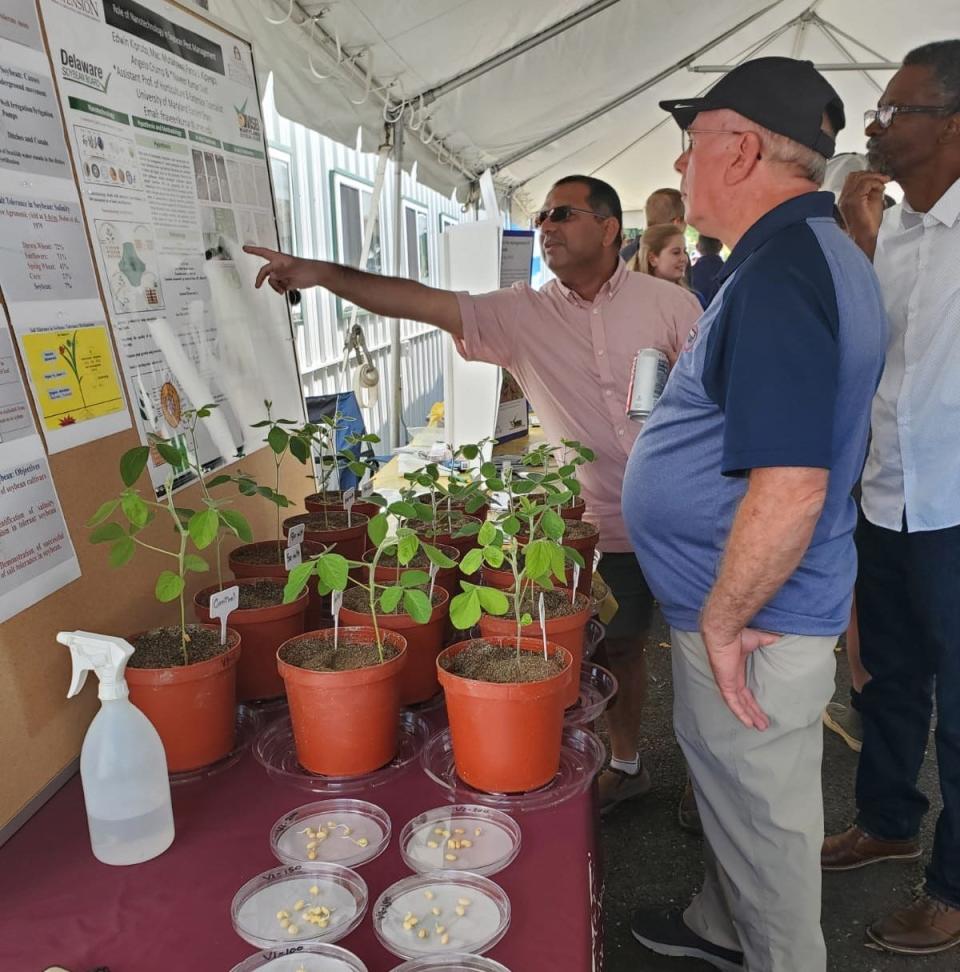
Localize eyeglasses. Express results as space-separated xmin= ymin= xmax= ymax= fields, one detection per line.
xmin=865 ymin=104 xmax=957 ymax=129
xmin=682 ymin=128 xmax=749 ymax=152
xmin=532 ymin=205 xmax=606 ymax=228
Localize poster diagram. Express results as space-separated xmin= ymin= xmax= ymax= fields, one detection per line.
xmin=20 ymin=325 xmax=126 ymax=432
xmin=95 ymin=219 xmax=164 ymax=313
xmin=75 ymin=124 xmax=141 ymax=191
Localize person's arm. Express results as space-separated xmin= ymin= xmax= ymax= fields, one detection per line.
xmin=244 ymin=245 xmax=463 ymax=338
xmin=699 ymin=466 xmax=828 ymax=730
xmin=837 ymin=170 xmax=891 ymax=262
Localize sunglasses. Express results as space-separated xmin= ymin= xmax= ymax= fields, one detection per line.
xmin=532 ymin=205 xmax=607 ymax=228
xmin=865 ymin=103 xmax=957 ymax=129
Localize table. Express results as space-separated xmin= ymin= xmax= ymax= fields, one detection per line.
xmin=0 ymin=718 xmax=603 ymax=971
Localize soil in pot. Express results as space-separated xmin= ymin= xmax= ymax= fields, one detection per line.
xmin=478 ymin=588 xmax=590 ymax=706
xmin=283 ymin=512 xmax=370 ymax=560
xmin=340 ymin=585 xmax=450 ymax=704
xmin=304 ymin=490 xmax=381 ymax=520
xmin=194 ymin=579 xmax=307 ymax=702
xmin=408 ymin=512 xmax=480 ymax=559
xmin=277 ymin=627 xmax=406 ymax=776
xmin=127 ymin=624 xmax=240 ymax=773
xmin=436 ymin=637 xmax=570 ymax=793
xmin=230 ymin=540 xmax=330 ymax=631
xmin=363 ymin=543 xmax=461 ymax=597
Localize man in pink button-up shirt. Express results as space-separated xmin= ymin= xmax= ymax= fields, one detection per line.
xmin=246 ymin=175 xmax=702 ymax=813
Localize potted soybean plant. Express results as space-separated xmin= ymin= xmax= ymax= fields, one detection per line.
xmin=304 ymin=415 xmax=384 ymax=521
xmin=437 ymin=514 xmax=576 ymax=794
xmin=87 ymin=444 xmax=242 ymax=772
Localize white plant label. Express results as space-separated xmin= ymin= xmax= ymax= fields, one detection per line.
xmin=572 ymin=563 xmax=581 ymax=601
xmin=284 ymin=543 xmax=302 ymax=570
xmin=502 ymin=460 xmax=512 ymax=486
xmin=429 ymin=561 xmax=439 ymax=599
xmin=210 ymin=585 xmax=240 ymax=645
xmin=538 ymin=592 xmax=547 ymax=660
xmin=331 ymin=588 xmax=343 ymax=650
xmin=287 ymin=522 xmax=305 ymax=547
xmin=593 ymin=548 xmax=602 ymax=571
xmin=343 ymin=486 xmax=356 ymax=526
xmin=361 ymin=479 xmax=374 ymax=498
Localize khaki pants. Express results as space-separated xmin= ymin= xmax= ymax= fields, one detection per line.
xmin=671 ymin=628 xmax=837 ymax=972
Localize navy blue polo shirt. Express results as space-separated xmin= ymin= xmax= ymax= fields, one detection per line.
xmin=622 ymin=192 xmax=887 ymax=635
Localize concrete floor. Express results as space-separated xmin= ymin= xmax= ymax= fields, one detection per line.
xmin=600 ymin=617 xmax=950 ymax=972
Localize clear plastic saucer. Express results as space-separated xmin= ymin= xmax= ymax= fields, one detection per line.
xmin=271 ymin=799 xmax=391 ymax=868
xmin=403 ymin=690 xmax=446 ymax=715
xmin=254 ymin=711 xmax=428 ymax=794
xmin=389 ymin=955 xmax=512 ymax=972
xmin=564 ymin=663 xmax=618 ymax=728
xmin=231 ymin=862 xmax=367 ymax=949
xmin=582 ymin=619 xmax=605 ymax=662
xmin=170 ymin=705 xmax=263 ymax=785
xmin=373 ymin=871 xmax=510 ymax=960
xmin=229 ymin=943 xmax=368 ymax=972
xmin=399 ymin=806 xmax=521 ymax=877
xmin=421 ymin=726 xmax=605 ymax=812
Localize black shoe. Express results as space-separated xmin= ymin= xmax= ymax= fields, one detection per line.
xmin=631 ymin=908 xmax=744 ymax=970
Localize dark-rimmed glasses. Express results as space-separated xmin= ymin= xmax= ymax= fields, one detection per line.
xmin=682 ymin=129 xmax=749 ymax=152
xmin=532 ymin=205 xmax=606 ymax=228
xmin=865 ymin=104 xmax=957 ymax=129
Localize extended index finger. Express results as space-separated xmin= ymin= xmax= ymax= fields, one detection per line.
xmin=243 ymin=244 xmax=279 ymax=260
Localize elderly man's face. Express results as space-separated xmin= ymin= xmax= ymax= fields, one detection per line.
xmin=866 ymin=64 xmax=954 ymax=178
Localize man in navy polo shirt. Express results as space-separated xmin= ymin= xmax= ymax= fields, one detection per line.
xmin=623 ymin=59 xmax=888 ymax=971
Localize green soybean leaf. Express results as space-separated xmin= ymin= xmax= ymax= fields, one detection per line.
xmin=267 ymin=425 xmax=289 ymax=454
xmin=121 ymin=492 xmax=149 ymax=528
xmin=502 ymin=515 xmax=521 ymax=536
xmin=153 ymin=440 xmax=182 ymax=468
xmin=183 ymin=554 xmax=209 ymax=573
xmin=562 ymin=545 xmax=586 ymax=568
xmin=187 ymin=508 xmax=219 ymax=549
xmin=397 ymin=532 xmax=419 ymax=565
xmin=155 ymin=570 xmax=185 ymax=603
xmin=459 ymin=548 xmax=483 ymax=575
xmin=317 ymin=554 xmax=349 ymax=591
xmin=380 ymin=586 xmax=403 ymax=612
xmin=524 ymin=539 xmax=553 ymax=580
xmin=108 ymin=536 xmax=135 ymax=567
xmin=367 ymin=513 xmax=389 ymax=547
xmin=449 ymin=589 xmax=481 ymax=629
xmin=284 ymin=561 xmax=315 ymax=603
xmin=477 ymin=587 xmax=510 ymax=616
xmin=87 ymin=498 xmax=120 ymax=527
xmin=219 ymin=509 xmax=253 ymax=542
xmin=541 ymin=509 xmax=565 ymax=541
xmin=388 ymin=501 xmax=417 ymax=520
xmin=90 ymin=522 xmax=123 ymax=544
xmin=120 ymin=446 xmax=150 ymax=487
xmin=399 ymin=569 xmax=430 ymax=588
xmin=403 ymin=588 xmax=432 ymax=624
xmin=483 ymin=545 xmax=505 ymax=569
xmin=421 ymin=543 xmax=455 ymax=568
xmin=477 ymin=520 xmax=497 ymax=546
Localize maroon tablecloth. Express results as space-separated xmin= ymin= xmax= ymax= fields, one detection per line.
xmin=0 ymin=731 xmax=603 ymax=971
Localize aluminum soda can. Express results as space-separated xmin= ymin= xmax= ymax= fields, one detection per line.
xmin=627 ymin=348 xmax=669 ymax=420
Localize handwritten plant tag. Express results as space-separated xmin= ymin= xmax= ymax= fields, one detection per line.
xmin=210 ymin=585 xmax=240 ymax=646
xmin=361 ymin=479 xmax=374 ymax=498
xmin=538 ymin=592 xmax=547 ymax=660
xmin=284 ymin=543 xmax=302 ymax=570
xmin=343 ymin=487 xmax=356 ymax=526
xmin=429 ymin=561 xmax=439 ymax=599
xmin=287 ymin=523 xmax=305 ymax=547
xmin=331 ymin=589 xmax=343 ymax=650
xmin=572 ymin=563 xmax=581 ymax=601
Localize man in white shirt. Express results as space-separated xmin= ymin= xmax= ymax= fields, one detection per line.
xmin=822 ymin=39 xmax=960 ymax=956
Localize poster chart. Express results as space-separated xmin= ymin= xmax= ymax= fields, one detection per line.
xmin=40 ymin=0 xmax=303 ymax=496
xmin=0 ymin=33 xmax=130 ymax=452
xmin=0 ymin=433 xmax=81 ymax=624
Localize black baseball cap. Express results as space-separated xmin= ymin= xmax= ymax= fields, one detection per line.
xmin=659 ymin=57 xmax=845 ymax=158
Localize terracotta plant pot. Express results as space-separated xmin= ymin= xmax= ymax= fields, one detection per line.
xmin=478 ymin=592 xmax=591 ymax=707
xmin=126 ymin=625 xmax=240 ymax=773
xmin=362 ymin=543 xmax=461 ymax=598
xmin=304 ymin=491 xmax=381 ymax=522
xmin=480 ymin=565 xmax=515 ymax=591
xmin=277 ymin=627 xmax=407 ymax=776
xmin=229 ymin=540 xmax=330 ymax=630
xmin=558 ymin=497 xmax=586 ymax=521
xmin=193 ymin=579 xmax=308 ymax=701
xmin=416 ymin=493 xmax=490 ymax=525
xmin=340 ymin=588 xmax=451 ymax=705
xmin=283 ymin=512 xmax=370 ymax=560
xmin=437 ymin=637 xmax=572 ymax=793
xmin=410 ymin=513 xmax=480 ymax=560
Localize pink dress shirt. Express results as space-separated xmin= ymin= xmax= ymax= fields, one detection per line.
xmin=456 ymin=260 xmax=702 ymax=552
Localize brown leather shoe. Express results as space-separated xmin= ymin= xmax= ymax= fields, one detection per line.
xmin=867 ymin=896 xmax=960 ymax=954
xmin=821 ymin=825 xmax=921 ymax=871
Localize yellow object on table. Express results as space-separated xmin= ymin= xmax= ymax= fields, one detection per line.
xmin=595 ymin=572 xmax=619 ymax=624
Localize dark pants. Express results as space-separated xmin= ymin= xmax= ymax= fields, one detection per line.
xmin=855 ymin=514 xmax=960 ymax=907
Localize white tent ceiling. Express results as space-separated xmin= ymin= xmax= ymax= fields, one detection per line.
xmin=211 ymin=0 xmax=960 ymax=217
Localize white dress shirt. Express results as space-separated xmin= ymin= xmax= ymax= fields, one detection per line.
xmin=861 ymin=176 xmax=960 ymax=532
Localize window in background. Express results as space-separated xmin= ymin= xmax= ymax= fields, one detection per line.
xmin=403 ymin=202 xmax=431 ymax=283
xmin=333 ymin=172 xmax=382 ymax=273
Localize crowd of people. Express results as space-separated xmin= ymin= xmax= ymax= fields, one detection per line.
xmin=244 ymin=39 xmax=960 ymax=972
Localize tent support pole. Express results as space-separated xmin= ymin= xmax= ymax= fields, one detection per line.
xmin=488 ymin=0 xmax=788 ymax=174
xmin=390 ymin=122 xmax=404 ymax=450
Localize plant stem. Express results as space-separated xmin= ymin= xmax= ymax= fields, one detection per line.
xmin=162 ymin=479 xmax=190 ymax=664
xmin=368 ymin=544 xmax=384 ymax=663
xmin=275 ymin=453 xmax=282 ymax=562
xmin=131 ymin=537 xmax=180 ymax=559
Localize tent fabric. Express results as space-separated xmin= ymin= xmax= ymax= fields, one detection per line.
xmin=212 ymin=0 xmax=959 ymax=216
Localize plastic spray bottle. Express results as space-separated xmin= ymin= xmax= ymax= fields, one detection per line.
xmin=59 ymin=631 xmax=175 ymax=865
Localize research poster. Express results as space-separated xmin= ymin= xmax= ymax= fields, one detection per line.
xmin=40 ymin=0 xmax=303 ymax=495
xmin=0 ymin=34 xmax=130 ymax=452
xmin=0 ymin=0 xmax=43 ymax=51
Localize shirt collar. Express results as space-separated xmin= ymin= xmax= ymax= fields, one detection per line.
xmin=554 ymin=258 xmax=629 ymax=306
xmin=717 ymin=191 xmax=835 ymax=283
xmin=899 ymin=176 xmax=960 ymax=229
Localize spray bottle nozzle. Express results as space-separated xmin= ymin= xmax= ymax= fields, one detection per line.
xmin=59 ymin=631 xmax=135 ymax=702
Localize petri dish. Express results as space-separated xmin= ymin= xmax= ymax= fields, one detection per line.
xmin=373 ymin=871 xmax=510 ymax=960
xmin=389 ymin=956 xmax=512 ymax=972
xmin=229 ymin=943 xmax=368 ymax=972
xmin=399 ymin=806 xmax=520 ymax=877
xmin=231 ymin=862 xmax=367 ymax=949
xmin=564 ymin=663 xmax=618 ymax=728
xmin=255 ymin=711 xmax=428 ymax=795
xmin=270 ymin=799 xmax=391 ymax=868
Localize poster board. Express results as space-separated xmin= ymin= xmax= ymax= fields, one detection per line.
xmin=0 ymin=0 xmax=306 ymax=838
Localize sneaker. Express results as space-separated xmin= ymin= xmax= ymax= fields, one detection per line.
xmin=598 ymin=762 xmax=652 ymax=816
xmin=823 ymin=702 xmax=863 ymax=752
xmin=631 ymin=907 xmax=744 ymax=970
xmin=678 ymin=780 xmax=703 ymax=835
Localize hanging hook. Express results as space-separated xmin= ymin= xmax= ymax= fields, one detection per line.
xmin=348 ymin=48 xmax=375 ymax=106
xmin=261 ymin=0 xmax=294 ymax=26
xmin=307 ymin=14 xmax=342 ymax=79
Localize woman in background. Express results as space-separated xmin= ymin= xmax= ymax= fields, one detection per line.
xmin=628 ymin=223 xmax=706 ymax=308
